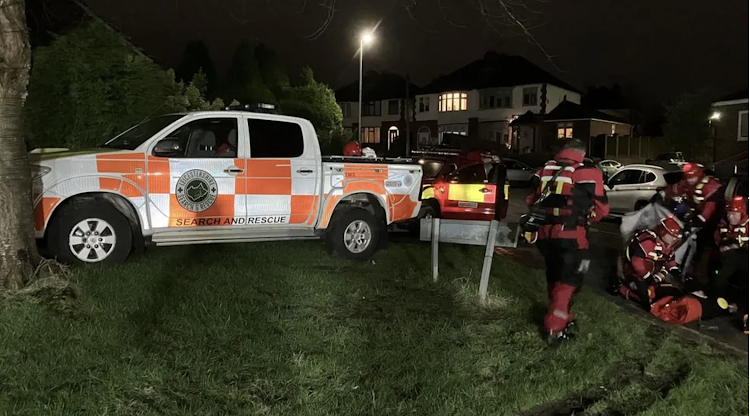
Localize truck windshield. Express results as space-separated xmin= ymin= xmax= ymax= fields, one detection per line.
xmin=102 ymin=114 xmax=186 ymax=150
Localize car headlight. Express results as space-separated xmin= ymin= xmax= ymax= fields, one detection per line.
xmin=30 ymin=165 xmax=51 ymax=180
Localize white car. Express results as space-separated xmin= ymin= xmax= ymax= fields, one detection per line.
xmin=605 ymin=164 xmax=683 ymax=215
xmin=596 ymin=159 xmax=622 ymax=179
xmin=503 ymin=158 xmax=536 ymax=186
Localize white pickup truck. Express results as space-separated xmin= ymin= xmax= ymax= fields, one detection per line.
xmin=30 ymin=109 xmax=423 ymax=264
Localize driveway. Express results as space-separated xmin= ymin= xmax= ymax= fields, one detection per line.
xmin=503 ymin=188 xmax=748 ymax=354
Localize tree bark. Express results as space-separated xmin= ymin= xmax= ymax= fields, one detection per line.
xmin=0 ymin=0 xmax=40 ymax=290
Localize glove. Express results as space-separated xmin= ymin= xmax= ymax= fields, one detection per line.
xmin=666 ymin=268 xmax=682 ymax=284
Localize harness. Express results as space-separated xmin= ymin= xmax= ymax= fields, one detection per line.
xmin=720 ymin=218 xmax=749 ymax=248
xmin=626 ymin=230 xmax=665 ymax=263
xmin=692 ymin=177 xmax=713 ymax=205
xmin=538 ymin=161 xmax=587 ymax=227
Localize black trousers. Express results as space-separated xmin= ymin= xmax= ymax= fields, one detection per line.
xmin=536 ymin=239 xmax=588 ymax=290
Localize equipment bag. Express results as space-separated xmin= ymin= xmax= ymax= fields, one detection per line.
xmin=520 ymin=165 xmax=566 ymax=233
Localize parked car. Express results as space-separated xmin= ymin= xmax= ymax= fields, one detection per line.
xmin=645 ymin=152 xmax=687 ymax=170
xmin=605 ymin=164 xmax=683 ymax=215
xmin=596 ymin=159 xmax=622 ymax=179
xmin=30 ymin=108 xmax=423 ymax=264
xmin=412 ymin=149 xmax=509 ymax=222
xmin=503 ymin=158 xmax=536 ymax=187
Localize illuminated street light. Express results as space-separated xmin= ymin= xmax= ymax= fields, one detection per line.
xmin=358 ymin=30 xmax=376 ymax=143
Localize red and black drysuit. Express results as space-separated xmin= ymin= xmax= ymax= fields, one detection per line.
xmin=711 ymin=215 xmax=749 ymax=317
xmin=526 ymin=149 xmax=609 ymax=334
xmin=661 ymin=174 xmax=724 ymax=275
xmin=619 ymin=230 xmax=682 ymax=309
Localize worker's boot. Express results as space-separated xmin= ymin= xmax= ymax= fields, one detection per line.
xmin=546 ymin=329 xmax=573 ymax=347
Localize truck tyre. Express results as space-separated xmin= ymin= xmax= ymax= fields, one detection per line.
xmin=47 ymin=199 xmax=133 ymax=265
xmin=327 ymin=208 xmax=380 ymax=261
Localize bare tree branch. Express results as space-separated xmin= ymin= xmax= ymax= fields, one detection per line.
xmin=494 ymin=0 xmax=565 ymax=72
xmin=304 ymin=0 xmax=337 ymax=40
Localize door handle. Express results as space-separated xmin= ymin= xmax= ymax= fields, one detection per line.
xmin=224 ymin=167 xmax=244 ymax=174
xmin=479 ymin=188 xmax=493 ymax=193
xmin=297 ymin=169 xmax=314 ymax=174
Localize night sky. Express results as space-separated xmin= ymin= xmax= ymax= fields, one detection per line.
xmin=86 ymin=0 xmax=748 ymax=103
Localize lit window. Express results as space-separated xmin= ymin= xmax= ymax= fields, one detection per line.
xmin=556 ymin=122 xmax=573 ymax=139
xmin=438 ymin=124 xmax=468 ymax=141
xmin=360 ymin=127 xmax=381 ymax=144
xmin=522 ymin=87 xmax=538 ymax=106
xmin=438 ymin=92 xmax=468 ymax=112
xmin=739 ymin=111 xmax=748 ymax=141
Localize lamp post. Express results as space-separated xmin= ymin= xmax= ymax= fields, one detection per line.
xmin=358 ymin=31 xmax=374 ymax=143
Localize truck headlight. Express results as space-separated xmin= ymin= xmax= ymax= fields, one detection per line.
xmin=30 ymin=165 xmax=51 ymax=180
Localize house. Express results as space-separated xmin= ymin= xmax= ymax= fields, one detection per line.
xmin=335 ymin=71 xmax=420 ymax=154
xmin=412 ymin=52 xmax=582 ymax=150
xmin=710 ymin=89 xmax=748 ymax=173
xmin=510 ymin=100 xmax=633 ymax=158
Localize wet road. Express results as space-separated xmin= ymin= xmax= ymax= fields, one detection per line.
xmin=502 ymin=188 xmax=748 ymax=354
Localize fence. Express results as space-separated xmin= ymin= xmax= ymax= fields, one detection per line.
xmin=602 ymin=136 xmax=669 ymax=164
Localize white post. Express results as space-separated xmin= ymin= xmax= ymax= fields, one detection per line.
xmin=431 ymin=218 xmax=440 ymax=282
xmin=478 ymin=220 xmax=499 ymax=303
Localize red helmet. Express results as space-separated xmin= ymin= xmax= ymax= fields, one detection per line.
xmin=655 ymin=215 xmax=683 ymax=246
xmin=682 ymin=162 xmax=704 ymax=180
xmin=343 ymin=141 xmax=362 ymax=156
xmin=726 ymin=196 xmax=747 ymax=214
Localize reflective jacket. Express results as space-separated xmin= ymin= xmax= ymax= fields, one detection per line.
xmin=525 ymin=149 xmax=609 ymax=249
xmin=714 ymin=216 xmax=749 ymax=251
xmin=664 ymin=176 xmax=723 ymax=225
xmin=622 ymin=230 xmax=679 ymax=282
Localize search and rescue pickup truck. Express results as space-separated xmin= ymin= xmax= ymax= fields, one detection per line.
xmin=30 ymin=110 xmax=423 ymax=264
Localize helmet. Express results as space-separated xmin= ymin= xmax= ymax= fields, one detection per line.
xmin=655 ymin=215 xmax=683 ymax=247
xmin=682 ymin=162 xmax=704 ymax=181
xmin=726 ymin=196 xmax=747 ymax=214
xmin=343 ymin=141 xmax=362 ymax=156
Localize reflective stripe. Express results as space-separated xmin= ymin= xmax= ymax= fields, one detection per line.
xmin=553 ymin=208 xmax=560 ymax=216
xmin=541 ymin=175 xmax=573 ymax=184
xmin=555 ymin=180 xmax=565 ymax=194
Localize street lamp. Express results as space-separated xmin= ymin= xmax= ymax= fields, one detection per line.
xmin=358 ymin=30 xmax=375 ymax=143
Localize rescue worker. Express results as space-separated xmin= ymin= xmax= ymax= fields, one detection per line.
xmin=711 ymin=196 xmax=749 ymax=333
xmin=658 ymin=163 xmax=723 ymax=227
xmin=656 ymin=163 xmax=724 ymax=277
xmin=525 ymin=138 xmax=609 ymax=345
xmin=617 ymin=216 xmax=684 ymax=310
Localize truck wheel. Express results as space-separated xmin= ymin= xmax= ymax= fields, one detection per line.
xmin=327 ymin=208 xmax=380 ymax=261
xmin=47 ymin=199 xmax=133 ymax=265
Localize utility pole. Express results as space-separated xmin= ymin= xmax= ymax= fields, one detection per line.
xmin=405 ymin=74 xmax=411 ymax=156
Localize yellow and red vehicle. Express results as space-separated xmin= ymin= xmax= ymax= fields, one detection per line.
xmin=412 ymin=148 xmax=509 ymax=221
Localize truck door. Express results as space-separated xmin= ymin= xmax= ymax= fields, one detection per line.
xmin=244 ymin=117 xmax=320 ymax=227
xmin=443 ymin=162 xmax=497 ymax=221
xmin=147 ymin=115 xmax=247 ymax=229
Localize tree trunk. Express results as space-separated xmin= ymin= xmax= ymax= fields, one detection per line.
xmin=0 ymin=0 xmax=40 ymax=290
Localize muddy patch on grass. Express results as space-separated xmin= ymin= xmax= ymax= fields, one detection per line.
xmin=517 ymin=359 xmax=692 ymax=416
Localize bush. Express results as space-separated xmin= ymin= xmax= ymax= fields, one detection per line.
xmin=25 ymin=21 xmax=221 ymax=150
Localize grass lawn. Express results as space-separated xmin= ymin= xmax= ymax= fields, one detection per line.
xmin=0 ymin=240 xmax=746 ymax=415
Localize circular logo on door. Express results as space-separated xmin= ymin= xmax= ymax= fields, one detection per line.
xmin=175 ymin=169 xmax=218 ymax=212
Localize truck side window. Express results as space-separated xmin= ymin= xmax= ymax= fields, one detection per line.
xmin=247 ymin=119 xmax=304 ymax=158
xmin=154 ymin=118 xmax=238 ymax=159
xmin=457 ymin=164 xmax=487 ymax=184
